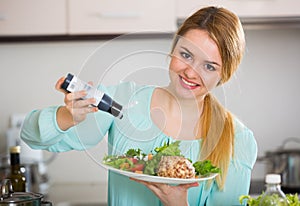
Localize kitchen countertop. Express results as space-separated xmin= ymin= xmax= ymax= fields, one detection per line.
xmin=57 ymin=203 xmax=107 ymax=206
xmin=47 ymin=182 xmax=107 ymax=205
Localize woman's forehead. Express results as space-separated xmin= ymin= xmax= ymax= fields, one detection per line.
xmin=176 ymin=29 xmax=222 ymax=65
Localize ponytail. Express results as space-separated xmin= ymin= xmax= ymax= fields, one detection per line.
xmin=198 ymin=93 xmax=234 ymax=189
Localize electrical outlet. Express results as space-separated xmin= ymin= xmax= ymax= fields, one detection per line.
xmin=10 ymin=113 xmax=26 ymax=128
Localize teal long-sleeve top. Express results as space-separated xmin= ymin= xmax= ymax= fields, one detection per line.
xmin=21 ymin=82 xmax=257 ymax=206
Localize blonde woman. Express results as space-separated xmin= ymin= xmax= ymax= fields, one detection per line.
xmin=21 ymin=6 xmax=257 ymax=206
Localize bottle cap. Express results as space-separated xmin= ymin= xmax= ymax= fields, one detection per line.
xmin=10 ymin=146 xmax=21 ymax=154
xmin=61 ymin=73 xmax=74 ymax=91
xmin=111 ymin=101 xmax=123 ymax=119
xmin=265 ymin=174 xmax=281 ymax=184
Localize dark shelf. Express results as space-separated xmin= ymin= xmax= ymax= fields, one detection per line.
xmin=0 ymin=33 xmax=174 ymax=43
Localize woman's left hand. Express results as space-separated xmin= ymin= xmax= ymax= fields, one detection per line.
xmin=131 ymin=178 xmax=199 ymax=206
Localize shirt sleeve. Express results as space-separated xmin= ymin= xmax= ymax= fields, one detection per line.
xmin=20 ymin=83 xmax=120 ymax=152
xmin=20 ymin=105 xmax=114 ymax=152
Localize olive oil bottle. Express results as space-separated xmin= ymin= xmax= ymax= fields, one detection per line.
xmin=8 ymin=146 xmax=27 ymax=192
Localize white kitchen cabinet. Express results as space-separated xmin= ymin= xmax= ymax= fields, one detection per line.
xmin=0 ymin=0 xmax=66 ymax=36
xmin=68 ymin=0 xmax=176 ymax=34
xmin=176 ymin=0 xmax=300 ymax=18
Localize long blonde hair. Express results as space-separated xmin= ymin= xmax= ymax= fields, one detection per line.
xmin=173 ymin=6 xmax=245 ymax=189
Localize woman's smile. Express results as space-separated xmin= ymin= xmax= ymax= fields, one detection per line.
xmin=180 ymin=76 xmax=200 ymax=90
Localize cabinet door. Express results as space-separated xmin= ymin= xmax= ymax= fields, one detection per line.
xmin=68 ymin=0 xmax=176 ymax=34
xmin=176 ymin=0 xmax=300 ymax=18
xmin=0 ymin=0 xmax=66 ymax=36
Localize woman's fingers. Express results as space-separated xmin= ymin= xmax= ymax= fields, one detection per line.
xmin=64 ymin=91 xmax=94 ymax=108
xmin=55 ymin=76 xmax=98 ymax=127
xmin=131 ymin=179 xmax=167 ymax=195
xmin=181 ymin=182 xmax=199 ymax=189
xmin=55 ymin=77 xmax=67 ymax=93
xmin=62 ymin=89 xmax=98 ymax=124
xmin=65 ymin=94 xmax=97 ymax=113
xmin=65 ymin=90 xmax=86 ymax=102
xmin=130 ymin=178 xmax=199 ymax=206
xmin=76 ymin=97 xmax=96 ymax=108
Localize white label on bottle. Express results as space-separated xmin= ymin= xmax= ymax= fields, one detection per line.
xmin=66 ymin=76 xmax=104 ymax=106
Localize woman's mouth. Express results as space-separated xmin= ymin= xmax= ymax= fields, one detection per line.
xmin=180 ymin=76 xmax=199 ymax=89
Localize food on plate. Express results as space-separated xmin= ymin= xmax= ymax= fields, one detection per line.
xmin=157 ymin=156 xmax=195 ymax=179
xmin=102 ymin=141 xmax=220 ymax=179
xmin=102 ymin=148 xmax=146 ymax=173
xmin=143 ymin=141 xmax=182 ymax=175
xmin=193 ymin=160 xmax=221 ymax=176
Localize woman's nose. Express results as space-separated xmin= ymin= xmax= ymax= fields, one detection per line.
xmin=183 ymin=63 xmax=200 ymax=79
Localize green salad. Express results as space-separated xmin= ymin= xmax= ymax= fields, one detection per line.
xmin=239 ymin=193 xmax=300 ymax=206
xmin=102 ymin=141 xmax=220 ymax=177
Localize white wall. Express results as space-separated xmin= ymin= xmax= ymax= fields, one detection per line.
xmin=217 ymin=29 xmax=300 ymax=180
xmin=0 ymin=28 xmax=300 ymax=201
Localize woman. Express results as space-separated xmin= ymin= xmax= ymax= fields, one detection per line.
xmin=21 ymin=6 xmax=257 ymax=206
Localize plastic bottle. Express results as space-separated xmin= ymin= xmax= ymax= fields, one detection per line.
xmin=7 ymin=146 xmax=27 ymax=192
xmin=61 ymin=73 xmax=123 ymax=119
xmin=259 ymin=174 xmax=288 ymax=206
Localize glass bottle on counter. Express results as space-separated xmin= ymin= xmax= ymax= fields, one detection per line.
xmin=7 ymin=146 xmax=27 ymax=192
xmin=259 ymin=174 xmax=288 ymax=206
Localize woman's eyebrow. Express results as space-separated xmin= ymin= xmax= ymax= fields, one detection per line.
xmin=204 ymin=60 xmax=221 ymax=66
xmin=180 ymin=46 xmax=194 ymax=57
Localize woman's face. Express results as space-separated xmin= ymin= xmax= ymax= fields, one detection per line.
xmin=169 ymin=29 xmax=222 ymax=100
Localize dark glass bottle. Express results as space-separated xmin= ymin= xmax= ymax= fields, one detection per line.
xmin=61 ymin=73 xmax=123 ymax=119
xmin=8 ymin=146 xmax=26 ymax=192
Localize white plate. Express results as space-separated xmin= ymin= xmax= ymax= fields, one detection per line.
xmin=101 ymin=164 xmax=218 ymax=184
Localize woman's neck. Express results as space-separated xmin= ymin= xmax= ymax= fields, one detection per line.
xmin=151 ymin=87 xmax=204 ymax=140
xmin=163 ymin=86 xmax=204 ymax=117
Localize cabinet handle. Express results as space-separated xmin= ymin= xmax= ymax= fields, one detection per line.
xmin=98 ymin=12 xmax=140 ymax=19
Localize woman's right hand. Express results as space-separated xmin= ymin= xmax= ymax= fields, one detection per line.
xmin=55 ymin=77 xmax=98 ymax=131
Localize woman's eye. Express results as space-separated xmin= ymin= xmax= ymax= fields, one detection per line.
xmin=180 ymin=52 xmax=192 ymax=60
xmin=205 ymin=64 xmax=216 ymax=71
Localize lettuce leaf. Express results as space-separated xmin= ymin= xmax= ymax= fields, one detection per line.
xmin=193 ymin=160 xmax=221 ymax=176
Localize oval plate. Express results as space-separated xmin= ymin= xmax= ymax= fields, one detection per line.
xmin=101 ymin=163 xmax=218 ymax=184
